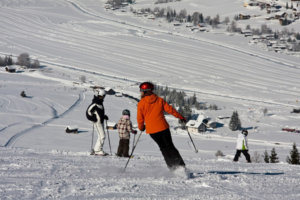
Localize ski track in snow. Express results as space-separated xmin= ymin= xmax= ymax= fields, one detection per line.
xmin=4 ymin=92 xmax=84 ymax=147
xmin=1 ymin=1 xmax=300 ymax=199
xmin=1 ymin=0 xmax=300 ymax=108
xmin=1 ymin=147 xmax=298 ymax=200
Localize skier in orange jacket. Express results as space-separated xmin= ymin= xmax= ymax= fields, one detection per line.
xmin=137 ymin=82 xmax=186 ymax=171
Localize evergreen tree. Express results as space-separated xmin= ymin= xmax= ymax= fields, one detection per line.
xmin=199 ymin=13 xmax=204 ymax=23
xmin=190 ymin=93 xmax=197 ymax=106
xmin=270 ymin=148 xmax=279 ymax=163
xmin=4 ymin=56 xmax=13 ymax=66
xmin=264 ymin=150 xmax=270 ymax=163
xmin=7 ymin=56 xmax=13 ymax=66
xmin=229 ymin=111 xmax=241 ymax=131
xmin=0 ymin=56 xmax=5 ymax=66
xmin=286 ymin=143 xmax=300 ymax=165
xmin=180 ymin=105 xmax=191 ymax=121
xmin=166 ymin=11 xmax=171 ymax=22
xmin=187 ymin=14 xmax=191 ymax=23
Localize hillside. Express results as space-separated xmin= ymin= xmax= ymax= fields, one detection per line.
xmin=0 ymin=0 xmax=300 ymax=199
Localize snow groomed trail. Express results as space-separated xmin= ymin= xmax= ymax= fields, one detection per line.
xmin=1 ymin=1 xmax=300 ymax=199
xmin=0 ymin=0 xmax=300 ymax=110
xmin=1 ymin=147 xmax=298 ymax=200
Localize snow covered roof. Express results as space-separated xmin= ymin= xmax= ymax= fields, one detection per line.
xmin=107 ymin=122 xmax=117 ymax=127
xmin=186 ymin=115 xmax=205 ymax=128
xmin=186 ymin=119 xmax=202 ymax=128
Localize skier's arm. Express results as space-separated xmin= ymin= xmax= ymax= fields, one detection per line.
xmin=137 ymin=103 xmax=145 ymax=131
xmin=163 ymin=100 xmax=185 ymax=120
xmin=126 ymin=121 xmax=132 ymax=132
xmin=95 ymin=105 xmax=105 ymax=122
xmin=244 ymin=137 xmax=249 ymax=150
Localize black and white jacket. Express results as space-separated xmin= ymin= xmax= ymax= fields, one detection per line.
xmin=86 ymin=95 xmax=107 ymax=123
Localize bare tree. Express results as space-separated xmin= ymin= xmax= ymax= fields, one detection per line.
xmin=17 ymin=53 xmax=31 ymax=67
xmin=31 ymin=59 xmax=40 ymax=68
xmin=178 ymin=9 xmax=187 ymax=21
xmin=223 ymin=16 xmax=230 ymax=25
xmin=80 ymin=75 xmax=86 ymax=83
xmin=192 ymin=12 xmax=200 ymax=25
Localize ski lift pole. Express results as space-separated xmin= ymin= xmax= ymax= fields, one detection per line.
xmin=105 ymin=120 xmax=112 ymax=156
xmin=123 ymin=131 xmax=143 ymax=172
xmin=186 ymin=127 xmax=198 ymax=153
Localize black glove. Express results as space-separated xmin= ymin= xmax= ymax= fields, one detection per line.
xmin=180 ymin=118 xmax=187 ymax=124
xmin=132 ymin=130 xmax=137 ymax=134
xmin=104 ymin=115 xmax=109 ymax=120
xmin=140 ymin=125 xmax=145 ymax=132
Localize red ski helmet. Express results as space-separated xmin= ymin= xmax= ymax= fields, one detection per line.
xmin=139 ymin=82 xmax=154 ymax=92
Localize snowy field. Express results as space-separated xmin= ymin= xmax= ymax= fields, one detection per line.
xmin=0 ymin=0 xmax=300 ymax=199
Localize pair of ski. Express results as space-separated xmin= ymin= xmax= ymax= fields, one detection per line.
xmin=90 ymin=150 xmax=109 ymax=156
xmin=90 ymin=150 xmax=134 ymax=158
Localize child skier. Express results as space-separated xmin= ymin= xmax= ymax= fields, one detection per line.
xmin=233 ymin=130 xmax=251 ymax=163
xmin=86 ymin=89 xmax=109 ymax=156
xmin=116 ymin=109 xmax=137 ymax=157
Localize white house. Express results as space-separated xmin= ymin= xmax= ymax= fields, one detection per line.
xmin=107 ymin=122 xmax=117 ymax=130
xmin=5 ymin=65 xmax=17 ymax=73
xmin=186 ymin=114 xmax=207 ymax=133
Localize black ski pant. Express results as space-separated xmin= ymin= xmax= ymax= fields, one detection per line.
xmin=117 ymin=139 xmax=130 ymax=157
xmin=233 ymin=150 xmax=251 ymax=163
xmin=150 ymin=128 xmax=185 ymax=170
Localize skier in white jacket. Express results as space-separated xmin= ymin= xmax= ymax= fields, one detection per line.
xmin=233 ymin=130 xmax=251 ymax=163
xmin=86 ymin=89 xmax=109 ymax=156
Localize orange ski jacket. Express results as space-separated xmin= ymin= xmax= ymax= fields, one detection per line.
xmin=137 ymin=93 xmax=185 ymax=134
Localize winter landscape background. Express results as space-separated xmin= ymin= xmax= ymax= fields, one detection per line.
xmin=1 ymin=0 xmax=300 ymax=199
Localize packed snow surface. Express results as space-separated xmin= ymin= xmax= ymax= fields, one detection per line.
xmin=0 ymin=0 xmax=300 ymax=199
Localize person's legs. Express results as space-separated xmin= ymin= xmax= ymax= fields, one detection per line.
xmin=94 ymin=122 xmax=106 ymax=153
xmin=116 ymin=139 xmax=123 ymax=156
xmin=242 ymin=150 xmax=251 ymax=163
xmin=122 ymin=139 xmax=130 ymax=157
xmin=150 ymin=129 xmax=185 ymax=170
xmin=233 ymin=150 xmax=241 ymax=162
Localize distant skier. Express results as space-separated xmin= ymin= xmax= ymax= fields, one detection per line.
xmin=86 ymin=89 xmax=109 ymax=156
xmin=233 ymin=130 xmax=251 ymax=163
xmin=116 ymin=109 xmax=137 ymax=157
xmin=137 ymin=82 xmax=187 ymax=171
xmin=20 ymin=90 xmax=26 ymax=98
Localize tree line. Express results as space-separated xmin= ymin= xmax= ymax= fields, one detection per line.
xmin=0 ymin=53 xmax=40 ymax=68
xmin=155 ymin=85 xmax=218 ymax=121
xmin=129 ymin=5 xmax=300 ymax=52
xmin=262 ymin=143 xmax=300 ymax=165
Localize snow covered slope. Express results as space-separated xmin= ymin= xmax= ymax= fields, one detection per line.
xmin=0 ymin=0 xmax=300 ymax=199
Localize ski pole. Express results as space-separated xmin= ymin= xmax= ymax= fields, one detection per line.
xmin=186 ymin=127 xmax=198 ymax=153
xmin=132 ymin=132 xmax=136 ymax=151
xmin=90 ymin=124 xmax=95 ymax=154
xmin=105 ymin=120 xmax=112 ymax=155
xmin=123 ymin=131 xmax=143 ymax=172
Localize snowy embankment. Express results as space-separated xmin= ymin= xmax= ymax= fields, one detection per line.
xmin=1 ymin=147 xmax=300 ymax=200
xmin=1 ymin=0 xmax=300 ymax=199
